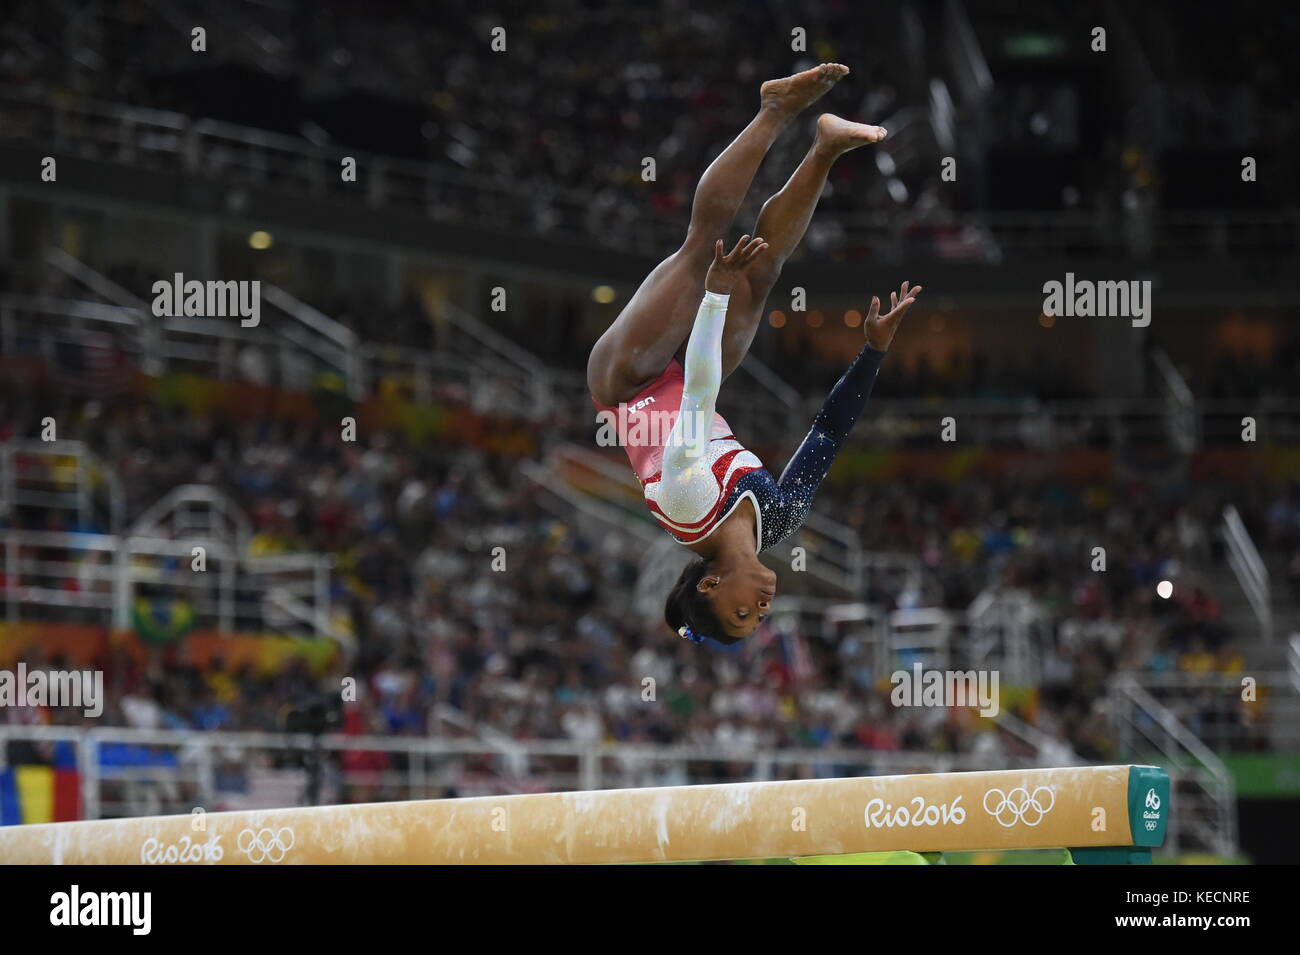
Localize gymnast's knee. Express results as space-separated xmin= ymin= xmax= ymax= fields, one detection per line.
xmin=587 ymin=353 xmax=645 ymax=408
xmin=589 ymin=380 xmax=621 ymax=409
xmin=586 ymin=350 xmax=617 ymax=407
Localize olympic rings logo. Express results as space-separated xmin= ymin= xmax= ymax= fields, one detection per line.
xmin=982 ymin=786 xmax=1055 ymax=827
xmin=236 ymin=827 xmax=295 ymax=863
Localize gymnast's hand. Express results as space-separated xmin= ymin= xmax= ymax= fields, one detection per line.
xmin=704 ymin=235 xmax=769 ymax=295
xmin=864 ymin=281 xmax=922 ymax=351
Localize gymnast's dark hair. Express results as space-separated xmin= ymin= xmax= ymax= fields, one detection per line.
xmin=664 ymin=557 xmax=741 ymax=647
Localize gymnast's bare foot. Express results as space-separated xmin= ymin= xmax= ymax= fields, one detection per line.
xmin=814 ymin=112 xmax=888 ymax=156
xmin=760 ymin=63 xmax=849 ymax=116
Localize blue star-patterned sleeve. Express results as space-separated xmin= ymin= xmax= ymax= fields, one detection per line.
xmin=741 ymin=343 xmax=888 ymax=552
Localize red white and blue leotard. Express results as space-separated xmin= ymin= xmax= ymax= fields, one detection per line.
xmin=593 ymin=290 xmax=886 ymax=553
xmin=593 ymin=358 xmax=765 ymax=544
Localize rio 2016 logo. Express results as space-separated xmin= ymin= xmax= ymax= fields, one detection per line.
xmin=140 ymin=835 xmax=224 ymax=864
xmin=1142 ymin=788 xmax=1163 ymax=831
xmin=864 ymin=795 xmax=966 ymax=828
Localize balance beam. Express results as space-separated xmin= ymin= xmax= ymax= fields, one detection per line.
xmin=0 ymin=764 xmax=1168 ymax=864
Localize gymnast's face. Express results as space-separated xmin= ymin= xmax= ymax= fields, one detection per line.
xmin=698 ymin=559 xmax=777 ymax=640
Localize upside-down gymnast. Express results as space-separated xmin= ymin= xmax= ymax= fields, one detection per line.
xmin=586 ymin=63 xmax=922 ymax=647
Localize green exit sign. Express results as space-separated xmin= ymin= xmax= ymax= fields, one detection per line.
xmin=1003 ymin=33 xmax=1068 ymax=58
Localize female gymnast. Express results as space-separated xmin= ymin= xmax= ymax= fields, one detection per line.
xmin=587 ymin=64 xmax=921 ymax=647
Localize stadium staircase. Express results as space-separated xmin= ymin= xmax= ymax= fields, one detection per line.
xmin=1214 ymin=508 xmax=1300 ymax=752
xmin=1108 ymin=675 xmax=1239 ymax=858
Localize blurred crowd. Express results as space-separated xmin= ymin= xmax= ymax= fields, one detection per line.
xmin=1205 ymin=343 xmax=1300 ymax=402
xmin=1 ymin=361 xmax=1288 ymax=765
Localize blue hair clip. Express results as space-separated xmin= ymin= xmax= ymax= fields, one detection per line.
xmin=677 ymin=625 xmax=705 ymax=644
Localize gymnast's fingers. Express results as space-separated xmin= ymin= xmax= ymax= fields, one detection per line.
xmin=889 ymin=296 xmax=916 ymax=319
xmin=726 ymin=235 xmax=751 ymax=261
xmin=742 ymin=237 xmax=768 ymax=263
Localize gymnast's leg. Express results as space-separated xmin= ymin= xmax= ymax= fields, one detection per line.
xmin=586 ymin=63 xmax=848 ymax=407
xmin=717 ymin=113 xmax=887 ymax=379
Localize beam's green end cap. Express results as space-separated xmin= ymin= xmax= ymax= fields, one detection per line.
xmin=1128 ymin=765 xmax=1170 ymax=848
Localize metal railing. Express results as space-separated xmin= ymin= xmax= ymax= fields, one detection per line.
xmin=1128 ymin=671 xmax=1299 ymax=753
xmin=31 ymin=250 xmax=562 ymax=421
xmin=1151 ymin=346 xmax=1198 ymax=453
xmin=521 ymin=457 xmax=654 ymax=541
xmin=1109 ymin=675 xmax=1238 ymax=858
xmin=0 ymin=291 xmax=547 ymax=421
xmin=967 ymin=588 xmax=1049 ymax=686
xmin=858 ymin=396 xmax=1300 ymax=450
xmin=130 ymin=484 xmax=252 ymax=548
xmin=1289 ymin=635 xmax=1300 ymax=695
xmin=1 ymin=528 xmax=342 ymax=645
xmin=1 ymin=471 xmax=343 ymax=644
xmin=0 ymin=439 xmax=125 ymax=535
xmin=1222 ymin=504 xmax=1273 ymax=643
xmin=765 ymin=513 xmax=868 ymax=595
xmin=14 ymin=253 xmax=1300 ymax=446
xmin=4 ymin=87 xmax=1297 ymax=260
xmin=0 ymin=724 xmax=1087 ymax=822
xmin=258 ymin=286 xmax=365 ymax=400
xmin=440 ymin=303 xmax=552 ymax=417
xmin=723 ymin=354 xmax=803 ymax=439
xmin=46 ymin=248 xmax=369 ymax=400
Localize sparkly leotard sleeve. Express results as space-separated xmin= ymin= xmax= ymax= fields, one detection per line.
xmin=737 ymin=340 xmax=887 ymax=551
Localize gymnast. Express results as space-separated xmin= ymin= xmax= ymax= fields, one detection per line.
xmin=587 ymin=64 xmax=921 ymax=647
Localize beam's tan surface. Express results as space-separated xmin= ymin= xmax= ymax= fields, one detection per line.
xmin=0 ymin=765 xmax=1138 ymax=864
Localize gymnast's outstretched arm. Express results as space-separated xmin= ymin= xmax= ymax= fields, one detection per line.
xmin=771 ymin=341 xmax=887 ymax=506
xmin=762 ymin=282 xmax=922 ymax=549
xmin=657 ymin=236 xmax=769 ymax=522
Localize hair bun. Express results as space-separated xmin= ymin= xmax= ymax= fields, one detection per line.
xmin=677 ymin=625 xmax=704 ymax=644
